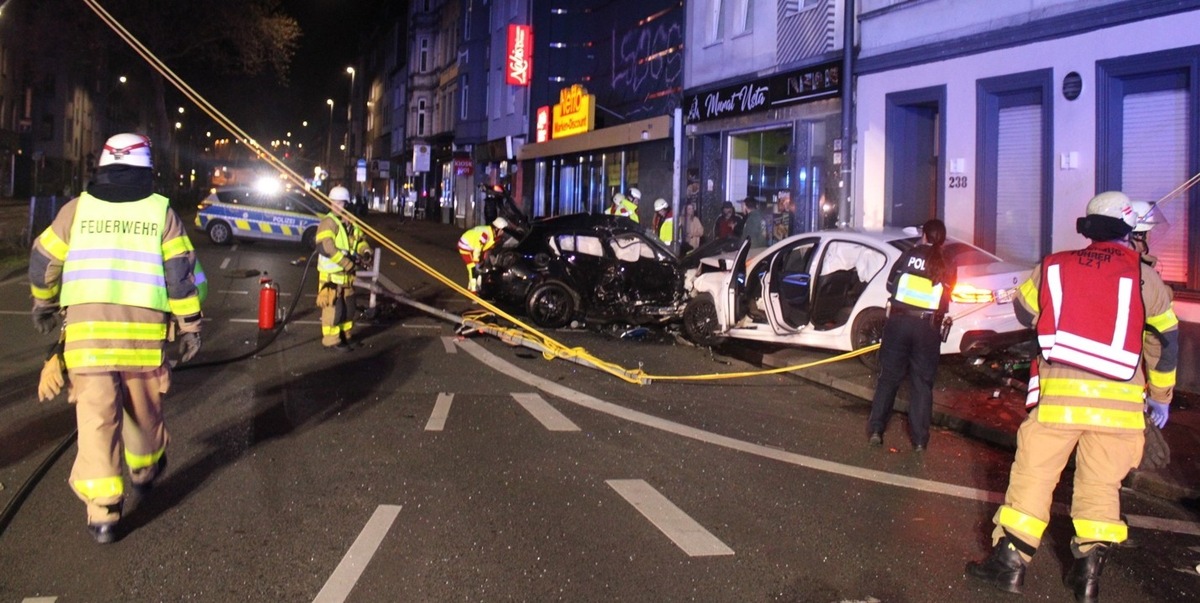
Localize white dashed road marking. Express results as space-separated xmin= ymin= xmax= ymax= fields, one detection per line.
xmin=512 ymin=393 xmax=579 ymax=431
xmin=607 ymin=479 xmax=734 ymax=557
xmin=219 ymin=257 xmax=231 ymax=270
xmin=313 ymin=505 xmax=402 ymax=603
xmin=23 ymin=597 xmax=58 ymax=603
xmin=441 ymin=336 xmax=457 ymax=353
xmin=455 ymin=339 xmax=1200 ymax=537
xmin=426 ymin=393 xmax=453 ymax=431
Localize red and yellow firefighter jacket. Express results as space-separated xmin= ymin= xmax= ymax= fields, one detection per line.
xmin=1017 ymin=241 xmax=1178 ymax=431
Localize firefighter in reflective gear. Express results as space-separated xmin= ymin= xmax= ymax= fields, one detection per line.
xmin=866 ymin=218 xmax=955 ymax=451
xmin=1129 ymin=199 xmax=1163 ymax=267
xmin=651 ymin=198 xmax=674 ymax=244
xmin=316 ymin=186 xmax=370 ymax=351
xmin=605 ymin=192 xmax=640 ymax=223
xmin=966 ymin=191 xmax=1178 ymax=601
xmin=28 ymin=133 xmax=203 ymax=544
xmin=458 ymin=218 xmax=509 ymax=292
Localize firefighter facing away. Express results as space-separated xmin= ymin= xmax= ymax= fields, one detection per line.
xmin=965 ymin=191 xmax=1178 ymax=602
xmin=315 ymin=186 xmax=371 ymax=351
xmin=28 ymin=133 xmax=204 ymax=543
xmin=458 ymin=218 xmax=509 ymax=292
xmin=866 ymin=218 xmax=955 ymax=452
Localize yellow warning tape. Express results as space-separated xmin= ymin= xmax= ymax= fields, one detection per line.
xmin=82 ymin=0 xmax=886 ymax=385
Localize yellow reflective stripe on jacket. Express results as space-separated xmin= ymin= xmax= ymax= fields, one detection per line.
xmin=1039 ymin=377 xmax=1145 ymax=403
xmin=1036 ymin=404 xmax=1144 ymax=430
xmin=1073 ymin=518 xmax=1127 ymax=543
xmin=894 ymin=273 xmax=941 ymax=310
xmin=998 ymin=505 xmax=1047 ymax=539
xmin=65 ymin=347 xmax=163 ymax=368
xmin=66 ymin=321 xmax=168 ymax=341
xmin=1148 ymin=368 xmax=1176 ymax=389
xmin=1146 ymin=307 xmax=1178 ymax=333
xmin=61 ymin=194 xmax=170 ymax=311
xmin=658 ymin=216 xmax=674 ymax=243
xmin=1019 ymin=278 xmax=1039 ymax=312
xmin=169 ymin=296 xmax=201 ymax=317
xmin=161 ymin=233 xmax=195 ymax=259
xmin=31 ymin=283 xmax=60 ymax=300
xmin=125 ymin=446 xmax=165 ymax=471
xmin=39 ymin=228 xmax=70 ymax=260
xmin=73 ymin=475 xmax=124 ymax=499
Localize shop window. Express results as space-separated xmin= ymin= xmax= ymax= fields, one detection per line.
xmin=727 ymin=128 xmax=793 ymax=206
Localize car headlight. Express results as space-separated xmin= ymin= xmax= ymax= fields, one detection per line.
xmin=951 ymin=282 xmax=994 ymax=304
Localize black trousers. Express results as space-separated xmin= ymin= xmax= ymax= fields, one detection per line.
xmin=867 ymin=313 xmax=941 ymax=446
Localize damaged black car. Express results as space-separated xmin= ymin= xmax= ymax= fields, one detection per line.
xmin=476 ymin=213 xmax=690 ymax=328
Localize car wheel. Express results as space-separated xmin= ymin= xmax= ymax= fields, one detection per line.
xmin=207 ymin=221 xmax=233 ymax=246
xmin=851 ymin=307 xmax=886 ymax=371
xmin=301 ymin=226 xmax=318 ymax=249
xmin=683 ymin=294 xmax=723 ymax=347
xmin=525 ymin=281 xmax=578 ymax=329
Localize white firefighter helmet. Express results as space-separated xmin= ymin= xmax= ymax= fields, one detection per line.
xmin=653 ymin=198 xmax=668 ymax=211
xmin=492 ymin=217 xmax=510 ymax=231
xmin=1085 ymin=191 xmax=1136 ymax=229
xmin=611 ymin=192 xmax=627 ymax=204
xmin=628 ymin=187 xmax=642 ymax=202
xmin=1130 ymin=200 xmax=1161 ymax=232
xmin=99 ymin=133 xmax=153 ymax=168
xmin=329 ymin=186 xmax=351 ymax=204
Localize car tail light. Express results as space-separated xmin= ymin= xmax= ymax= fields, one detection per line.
xmin=951 ymin=282 xmax=994 ymax=304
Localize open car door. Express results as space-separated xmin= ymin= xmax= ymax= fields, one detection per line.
xmin=723 ymin=239 xmax=753 ymax=329
xmin=763 ymin=237 xmax=820 ymax=334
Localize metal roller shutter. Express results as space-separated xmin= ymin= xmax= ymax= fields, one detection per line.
xmin=1123 ymin=89 xmax=1189 ymax=284
xmin=996 ymin=104 xmax=1042 ymax=264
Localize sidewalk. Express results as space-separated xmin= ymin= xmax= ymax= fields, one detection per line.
xmin=742 ymin=345 xmax=1200 ymax=504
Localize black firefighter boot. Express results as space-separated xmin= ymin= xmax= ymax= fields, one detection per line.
xmin=965 ymin=537 xmax=1028 ymax=594
xmin=1064 ymin=543 xmax=1112 ymax=603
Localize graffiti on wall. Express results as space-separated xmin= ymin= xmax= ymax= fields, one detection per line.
xmin=609 ymin=10 xmax=683 ymax=117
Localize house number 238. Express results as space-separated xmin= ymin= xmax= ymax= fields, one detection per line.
xmin=948 ymin=175 xmax=969 ymax=188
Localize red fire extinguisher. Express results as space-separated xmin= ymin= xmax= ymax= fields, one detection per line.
xmin=258 ymin=275 xmax=278 ymax=330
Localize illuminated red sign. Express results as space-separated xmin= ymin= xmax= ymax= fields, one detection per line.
xmin=506 ymin=24 xmax=532 ymax=86
xmin=536 ymin=106 xmax=551 ymax=142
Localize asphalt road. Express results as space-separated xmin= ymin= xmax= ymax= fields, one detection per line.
xmin=0 ymin=217 xmax=1197 ymax=602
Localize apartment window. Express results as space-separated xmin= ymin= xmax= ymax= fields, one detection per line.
xmin=507 ymin=86 xmax=516 ymax=115
xmin=417 ymin=99 xmax=427 ymax=137
xmin=464 ymin=4 xmax=472 ymax=38
xmin=705 ymin=0 xmax=724 ymax=45
xmin=733 ymin=0 xmax=751 ymax=35
xmin=461 ymin=76 xmax=469 ymax=120
xmin=784 ymin=0 xmax=820 ymax=17
xmin=419 ymin=37 xmax=431 ymax=73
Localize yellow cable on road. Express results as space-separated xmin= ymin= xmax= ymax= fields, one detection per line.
xmin=81 ymin=0 xmax=883 ymax=385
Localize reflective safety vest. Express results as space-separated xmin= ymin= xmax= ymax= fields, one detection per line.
xmin=457 ymin=225 xmax=496 ymax=264
xmin=61 ymin=193 xmax=170 ymax=311
xmin=1036 ymin=243 xmax=1143 ymax=381
xmin=317 ymin=213 xmax=362 ymax=285
xmin=655 ymin=213 xmax=674 ymax=244
xmin=892 ymin=247 xmax=945 ymax=311
xmin=606 ymin=198 xmax=640 ymax=223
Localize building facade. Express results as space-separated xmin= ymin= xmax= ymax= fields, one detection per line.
xmin=682 ymin=0 xmax=848 ymax=243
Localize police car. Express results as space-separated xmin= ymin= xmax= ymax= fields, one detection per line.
xmin=195 ymin=185 xmax=327 ymax=247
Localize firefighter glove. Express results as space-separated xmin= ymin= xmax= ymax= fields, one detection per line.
xmin=38 ymin=353 xmax=67 ymax=402
xmin=1146 ymin=399 xmax=1169 ymax=429
xmin=317 ymin=283 xmax=337 ymax=308
xmin=32 ymin=306 xmax=59 ymax=335
xmin=179 ymin=331 xmax=201 ymax=364
xmin=339 ymin=257 xmax=355 ymax=272
xmin=1139 ymin=421 xmax=1170 ymax=470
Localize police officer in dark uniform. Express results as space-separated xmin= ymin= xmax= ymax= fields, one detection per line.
xmin=867 ymin=219 xmax=955 ymax=451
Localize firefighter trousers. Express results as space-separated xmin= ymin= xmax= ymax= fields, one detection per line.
xmin=991 ymin=407 xmax=1143 ymax=556
xmin=69 ymin=364 xmax=171 ymax=524
xmin=321 ymin=284 xmax=356 ymax=347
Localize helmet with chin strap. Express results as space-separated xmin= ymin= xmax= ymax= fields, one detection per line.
xmin=99 ymin=133 xmax=153 ymax=168
xmin=1078 ymin=191 xmax=1135 ymax=241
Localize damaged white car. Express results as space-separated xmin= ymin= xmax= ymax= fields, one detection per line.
xmin=682 ymin=228 xmax=1034 ymax=359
